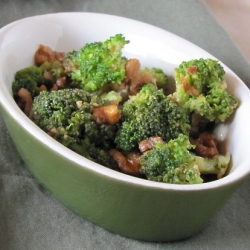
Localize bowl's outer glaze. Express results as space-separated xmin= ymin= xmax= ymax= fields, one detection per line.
xmin=0 ymin=106 xmax=242 ymax=241
xmin=0 ymin=13 xmax=249 ymax=242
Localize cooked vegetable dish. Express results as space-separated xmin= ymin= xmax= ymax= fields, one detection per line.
xmin=12 ymin=34 xmax=239 ymax=184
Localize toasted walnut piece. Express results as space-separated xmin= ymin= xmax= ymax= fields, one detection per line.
xmin=109 ymin=149 xmax=141 ymax=176
xmin=189 ymin=113 xmax=202 ymax=137
xmin=47 ymin=128 xmax=57 ymax=137
xmin=124 ymin=59 xmax=154 ymax=95
xmin=125 ymin=59 xmax=141 ymax=79
xmin=76 ymin=101 xmax=83 ymax=109
xmin=43 ymin=71 xmax=52 ymax=80
xmin=56 ymin=77 xmax=67 ymax=89
xmin=34 ymin=44 xmax=65 ymax=66
xmin=168 ymin=94 xmax=177 ymax=102
xmin=39 ymin=85 xmax=48 ymax=92
xmin=92 ymin=104 xmax=120 ymax=125
xmin=139 ymin=136 xmax=165 ymax=153
xmin=54 ymin=51 xmax=65 ymax=62
xmin=17 ymin=88 xmax=33 ymax=116
xmin=195 ymin=132 xmax=219 ymax=158
xmin=50 ymin=84 xmax=59 ymax=92
xmin=35 ymin=45 xmax=55 ymax=66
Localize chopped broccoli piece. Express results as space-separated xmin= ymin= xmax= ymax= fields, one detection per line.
xmin=70 ymin=138 xmax=118 ymax=169
xmin=40 ymin=61 xmax=66 ymax=80
xmin=139 ymin=67 xmax=168 ymax=91
xmin=194 ymin=153 xmax=230 ymax=179
xmin=174 ymin=58 xmax=238 ymax=122
xmin=12 ymin=61 xmax=66 ymax=98
xmin=31 ymin=88 xmax=93 ymax=144
xmin=140 ymin=134 xmax=230 ymax=184
xmin=30 ymin=88 xmax=118 ymax=152
xmin=115 ymin=83 xmax=190 ymax=152
xmin=63 ymin=34 xmax=129 ymax=92
xmin=140 ymin=134 xmax=203 ymax=184
xmin=99 ymin=90 xmax=123 ymax=104
xmin=12 ymin=66 xmax=44 ymax=97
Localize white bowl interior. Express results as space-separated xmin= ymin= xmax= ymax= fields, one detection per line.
xmin=0 ymin=13 xmax=250 ymax=190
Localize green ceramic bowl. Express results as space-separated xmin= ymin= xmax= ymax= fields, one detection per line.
xmin=0 ymin=13 xmax=250 ymax=242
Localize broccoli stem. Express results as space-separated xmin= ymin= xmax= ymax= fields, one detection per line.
xmin=194 ymin=153 xmax=230 ymax=179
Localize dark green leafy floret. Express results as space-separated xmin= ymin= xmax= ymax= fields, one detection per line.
xmin=12 ymin=61 xmax=66 ymax=98
xmin=31 ymin=88 xmax=118 ymax=155
xmin=139 ymin=134 xmax=231 ymax=184
xmin=63 ymin=34 xmax=129 ymax=92
xmin=115 ymin=83 xmax=190 ymax=152
xmin=174 ymin=58 xmax=238 ymax=122
xmin=70 ymin=138 xmax=118 ymax=169
xmin=31 ymin=88 xmax=93 ymax=144
xmin=12 ymin=66 xmax=43 ymax=97
xmin=140 ymin=134 xmax=203 ymax=184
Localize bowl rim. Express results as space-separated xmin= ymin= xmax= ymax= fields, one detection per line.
xmin=0 ymin=12 xmax=249 ymax=191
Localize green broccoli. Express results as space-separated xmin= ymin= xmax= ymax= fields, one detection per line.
xmin=12 ymin=61 xmax=66 ymax=98
xmin=63 ymin=34 xmax=129 ymax=92
xmin=99 ymin=90 xmax=123 ymax=104
xmin=70 ymin=138 xmax=118 ymax=169
xmin=140 ymin=134 xmax=203 ymax=184
xmin=31 ymin=88 xmax=93 ymax=144
xmin=139 ymin=67 xmax=168 ymax=91
xmin=30 ymin=89 xmax=118 ymax=162
xmin=12 ymin=66 xmax=44 ymax=98
xmin=115 ymin=83 xmax=191 ymax=152
xmin=40 ymin=61 xmax=66 ymax=80
xmin=140 ymin=134 xmax=230 ymax=184
xmin=173 ymin=58 xmax=238 ymax=122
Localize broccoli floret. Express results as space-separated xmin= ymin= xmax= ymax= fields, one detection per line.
xmin=63 ymin=50 xmax=79 ymax=78
xmin=139 ymin=134 xmax=230 ymax=184
xmin=12 ymin=61 xmax=66 ymax=98
xmin=40 ymin=61 xmax=66 ymax=80
xmin=63 ymin=34 xmax=129 ymax=92
xmin=70 ymin=138 xmax=118 ymax=169
xmin=140 ymin=134 xmax=203 ymax=184
xmin=99 ymin=90 xmax=123 ymax=104
xmin=139 ymin=67 xmax=168 ymax=91
xmin=31 ymin=88 xmax=92 ymax=144
xmin=12 ymin=66 xmax=44 ymax=97
xmin=174 ymin=58 xmax=238 ymax=122
xmin=115 ymin=83 xmax=190 ymax=152
xmin=31 ymin=88 xmax=118 ymax=151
